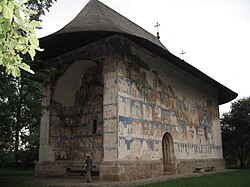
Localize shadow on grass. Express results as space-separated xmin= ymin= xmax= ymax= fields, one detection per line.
xmin=0 ymin=168 xmax=34 ymax=177
xmin=0 ymin=168 xmax=43 ymax=187
xmin=1 ymin=168 xmax=250 ymax=187
xmin=138 ymin=169 xmax=250 ymax=187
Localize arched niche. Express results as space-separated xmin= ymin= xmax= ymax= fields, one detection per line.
xmin=54 ymin=60 xmax=97 ymax=106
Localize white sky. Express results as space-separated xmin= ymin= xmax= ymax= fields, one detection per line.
xmin=37 ymin=0 xmax=250 ymax=115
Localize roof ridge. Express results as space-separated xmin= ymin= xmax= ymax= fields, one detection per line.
xmin=40 ymin=0 xmax=237 ymax=104
xmin=55 ymin=0 xmax=168 ymax=51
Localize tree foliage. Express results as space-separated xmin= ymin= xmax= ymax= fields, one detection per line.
xmin=0 ymin=0 xmax=56 ymax=166
xmin=0 ymin=0 xmax=43 ymax=77
xmin=0 ymin=66 xmax=44 ymax=166
xmin=0 ymin=0 xmax=56 ymax=77
xmin=26 ymin=0 xmax=56 ymax=21
xmin=221 ymin=97 xmax=250 ymax=168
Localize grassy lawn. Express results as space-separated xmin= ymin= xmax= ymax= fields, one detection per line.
xmin=138 ymin=169 xmax=250 ymax=187
xmin=0 ymin=168 xmax=249 ymax=187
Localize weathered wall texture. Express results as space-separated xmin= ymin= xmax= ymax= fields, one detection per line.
xmin=37 ymin=35 xmax=224 ymax=178
xmin=102 ymin=55 xmax=119 ymax=161
xmin=37 ymin=42 xmax=108 ymax=176
xmin=49 ymin=60 xmax=103 ymax=162
xmin=100 ymin=37 xmax=224 ymax=180
xmin=39 ymin=85 xmax=54 ymax=162
xmin=116 ymin=40 xmax=223 ymax=162
xmin=100 ymin=161 xmax=163 ymax=181
xmin=37 ymin=36 xmax=122 ymax=176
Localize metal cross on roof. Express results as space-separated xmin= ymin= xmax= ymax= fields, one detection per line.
xmin=155 ymin=22 xmax=160 ymax=39
xmin=180 ymin=50 xmax=186 ymax=60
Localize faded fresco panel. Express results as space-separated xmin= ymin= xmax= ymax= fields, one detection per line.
xmin=49 ymin=61 xmax=103 ymax=162
xmin=103 ymin=104 xmax=117 ymax=119
xmin=118 ymin=96 xmax=131 ymax=117
xmin=104 ymin=118 xmax=117 ymax=132
xmin=117 ymin=46 xmax=222 ymax=161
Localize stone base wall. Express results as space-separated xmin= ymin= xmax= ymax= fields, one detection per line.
xmin=100 ymin=161 xmax=163 ymax=181
xmin=35 ymin=161 xmax=88 ymax=176
xmin=36 ymin=158 xmax=225 ymax=178
xmin=179 ymin=158 xmax=225 ymax=173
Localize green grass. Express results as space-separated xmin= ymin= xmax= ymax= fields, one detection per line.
xmin=0 ymin=168 xmax=249 ymax=187
xmin=138 ymin=170 xmax=250 ymax=187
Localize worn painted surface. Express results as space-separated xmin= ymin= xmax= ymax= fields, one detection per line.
xmin=39 ymin=85 xmax=54 ymax=162
xmin=37 ymin=36 xmax=224 ymax=179
xmin=49 ymin=60 xmax=103 ymax=162
xmin=116 ymin=41 xmax=222 ymax=161
xmin=102 ymin=53 xmax=120 ymax=161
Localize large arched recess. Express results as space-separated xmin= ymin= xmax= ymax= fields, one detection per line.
xmin=50 ymin=59 xmax=103 ymax=162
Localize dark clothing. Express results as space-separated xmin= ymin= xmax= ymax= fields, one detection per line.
xmin=85 ymin=157 xmax=93 ymax=182
xmin=85 ymin=157 xmax=93 ymax=170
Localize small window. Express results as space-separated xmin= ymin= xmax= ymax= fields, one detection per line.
xmin=93 ymin=120 xmax=97 ymax=134
xmin=204 ymin=128 xmax=208 ymax=139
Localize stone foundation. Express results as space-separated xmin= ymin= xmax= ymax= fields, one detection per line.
xmin=179 ymin=158 xmax=225 ymax=173
xmin=99 ymin=158 xmax=225 ymax=181
xmin=36 ymin=158 xmax=225 ymax=179
xmin=99 ymin=161 xmax=163 ymax=181
xmin=35 ymin=161 xmax=87 ymax=176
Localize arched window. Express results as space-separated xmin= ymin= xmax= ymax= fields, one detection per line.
xmin=204 ymin=127 xmax=208 ymax=140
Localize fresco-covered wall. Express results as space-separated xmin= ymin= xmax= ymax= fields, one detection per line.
xmin=102 ymin=55 xmax=119 ymax=161
xmin=49 ymin=60 xmax=103 ymax=162
xmin=117 ymin=42 xmax=222 ymax=161
xmin=37 ymin=36 xmax=225 ymax=178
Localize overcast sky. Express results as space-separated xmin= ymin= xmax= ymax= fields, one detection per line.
xmin=37 ymin=0 xmax=250 ymax=115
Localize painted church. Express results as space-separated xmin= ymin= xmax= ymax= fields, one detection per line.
xmin=36 ymin=0 xmax=237 ymax=180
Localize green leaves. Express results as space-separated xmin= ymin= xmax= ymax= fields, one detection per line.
xmin=20 ymin=0 xmax=29 ymax=4
xmin=30 ymin=20 xmax=41 ymax=28
xmin=28 ymin=49 xmax=36 ymax=61
xmin=2 ymin=1 xmax=14 ymax=20
xmin=0 ymin=70 xmax=44 ymax=165
xmin=19 ymin=63 xmax=35 ymax=74
xmin=0 ymin=0 xmax=43 ymax=77
xmin=29 ymin=35 xmax=39 ymax=48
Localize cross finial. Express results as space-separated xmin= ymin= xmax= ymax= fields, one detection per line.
xmin=180 ymin=50 xmax=186 ymax=60
xmin=155 ymin=22 xmax=160 ymax=39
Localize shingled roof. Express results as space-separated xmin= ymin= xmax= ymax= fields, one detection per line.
xmin=39 ymin=0 xmax=237 ymax=104
xmin=56 ymin=0 xmax=167 ymax=50
xmin=39 ymin=0 xmax=168 ymax=60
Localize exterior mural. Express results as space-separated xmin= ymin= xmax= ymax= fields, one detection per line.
xmin=117 ymin=48 xmax=221 ymax=161
xmin=36 ymin=36 xmax=231 ymax=179
xmin=36 ymin=0 xmax=238 ymax=178
xmin=49 ymin=61 xmax=103 ymax=162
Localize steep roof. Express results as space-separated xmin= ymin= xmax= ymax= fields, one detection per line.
xmin=39 ymin=0 xmax=168 ymax=60
xmin=56 ymin=0 xmax=167 ymax=50
xmin=39 ymin=0 xmax=237 ymax=104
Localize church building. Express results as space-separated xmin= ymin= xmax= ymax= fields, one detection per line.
xmin=36 ymin=0 xmax=237 ymax=180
